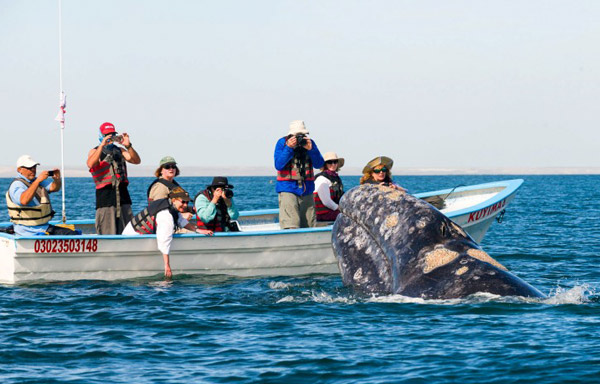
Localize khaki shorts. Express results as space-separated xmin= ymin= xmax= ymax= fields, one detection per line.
xmin=95 ymin=204 xmax=133 ymax=235
xmin=278 ymin=192 xmax=316 ymax=229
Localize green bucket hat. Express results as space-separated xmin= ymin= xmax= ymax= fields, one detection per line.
xmin=159 ymin=156 xmax=177 ymax=167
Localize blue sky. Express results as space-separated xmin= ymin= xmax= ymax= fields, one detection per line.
xmin=1 ymin=1 xmax=598 ymax=172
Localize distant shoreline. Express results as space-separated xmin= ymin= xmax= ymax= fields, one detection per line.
xmin=2 ymin=165 xmax=600 ymax=177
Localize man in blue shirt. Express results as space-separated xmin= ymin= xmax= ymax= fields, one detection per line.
xmin=274 ymin=120 xmax=325 ymax=229
xmin=5 ymin=155 xmax=77 ymax=236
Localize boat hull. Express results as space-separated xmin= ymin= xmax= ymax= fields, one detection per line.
xmin=0 ymin=179 xmax=523 ymax=284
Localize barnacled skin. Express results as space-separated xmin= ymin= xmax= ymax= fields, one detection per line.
xmin=331 ymin=184 xmax=545 ymax=299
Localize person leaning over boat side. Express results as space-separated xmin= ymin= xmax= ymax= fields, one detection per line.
xmin=86 ymin=122 xmax=141 ymax=235
xmin=274 ymin=120 xmax=325 ymax=229
xmin=122 ymin=187 xmax=213 ymax=279
xmin=313 ymin=152 xmax=345 ymax=222
xmin=359 ymin=156 xmax=406 ymax=192
xmin=194 ymin=177 xmax=240 ymax=232
xmin=5 ymin=155 xmax=78 ymax=236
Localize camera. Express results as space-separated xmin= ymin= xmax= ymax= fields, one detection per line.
xmin=107 ymin=134 xmax=123 ymax=144
xmin=224 ymin=189 xmax=234 ymax=199
xmin=295 ymin=134 xmax=307 ymax=147
xmin=47 ymin=170 xmax=55 ymax=177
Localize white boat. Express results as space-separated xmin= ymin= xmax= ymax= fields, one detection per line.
xmin=0 ymin=179 xmax=523 ymax=284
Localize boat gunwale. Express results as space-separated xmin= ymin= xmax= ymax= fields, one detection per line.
xmin=414 ymin=179 xmax=523 ymax=217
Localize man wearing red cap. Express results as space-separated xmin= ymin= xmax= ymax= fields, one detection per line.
xmin=86 ymin=122 xmax=141 ymax=234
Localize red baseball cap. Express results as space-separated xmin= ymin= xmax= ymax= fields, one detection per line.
xmin=99 ymin=122 xmax=116 ymax=135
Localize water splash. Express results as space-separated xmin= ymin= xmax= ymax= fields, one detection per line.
xmin=543 ymin=284 xmax=593 ymax=305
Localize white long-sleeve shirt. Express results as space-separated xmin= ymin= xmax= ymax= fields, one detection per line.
xmin=122 ymin=210 xmax=188 ymax=255
xmin=314 ymin=176 xmax=339 ymax=211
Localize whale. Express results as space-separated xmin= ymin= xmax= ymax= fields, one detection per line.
xmin=331 ymin=184 xmax=545 ymax=299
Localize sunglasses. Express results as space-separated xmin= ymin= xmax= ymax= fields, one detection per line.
xmin=373 ymin=168 xmax=388 ymax=174
xmin=163 ymin=164 xmax=177 ymax=170
xmin=325 ymin=160 xmax=339 ymax=164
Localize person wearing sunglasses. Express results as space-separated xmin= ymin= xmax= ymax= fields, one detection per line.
xmin=360 ymin=156 xmax=406 ymax=191
xmin=123 ymin=187 xmax=213 ymax=279
xmin=313 ymin=152 xmax=345 ymax=222
xmin=6 ymin=155 xmax=78 ymax=236
xmin=87 ymin=122 xmax=141 ymax=235
xmin=148 ymin=156 xmax=181 ymax=200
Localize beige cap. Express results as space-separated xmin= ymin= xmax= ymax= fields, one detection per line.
xmin=362 ymin=156 xmax=394 ymax=174
xmin=323 ymin=152 xmax=345 ymax=169
xmin=288 ymin=120 xmax=309 ymax=136
xmin=16 ymin=155 xmax=40 ymax=168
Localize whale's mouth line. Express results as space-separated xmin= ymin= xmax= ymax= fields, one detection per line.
xmin=339 ymin=210 xmax=400 ymax=290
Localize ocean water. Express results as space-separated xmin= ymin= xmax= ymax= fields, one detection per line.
xmin=0 ymin=175 xmax=599 ymax=383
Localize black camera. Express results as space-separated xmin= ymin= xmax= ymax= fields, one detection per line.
xmin=224 ymin=189 xmax=234 ymax=199
xmin=295 ymin=134 xmax=308 ymax=147
xmin=47 ymin=170 xmax=55 ymax=177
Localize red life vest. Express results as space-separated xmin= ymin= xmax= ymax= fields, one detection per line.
xmin=195 ymin=190 xmax=229 ymax=232
xmin=130 ymin=198 xmax=179 ymax=234
xmin=89 ymin=146 xmax=129 ymax=189
xmin=314 ymin=171 xmax=344 ymax=221
xmin=276 ymin=146 xmax=315 ymax=182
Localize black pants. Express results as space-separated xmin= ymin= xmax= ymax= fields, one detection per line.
xmin=47 ymin=224 xmax=80 ymax=236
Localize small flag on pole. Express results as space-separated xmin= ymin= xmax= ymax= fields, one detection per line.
xmin=55 ymin=91 xmax=66 ymax=128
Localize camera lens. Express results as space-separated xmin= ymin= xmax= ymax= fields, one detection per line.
xmin=225 ymin=189 xmax=234 ymax=198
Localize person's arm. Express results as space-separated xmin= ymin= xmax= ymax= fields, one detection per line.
xmin=18 ymin=173 xmax=49 ymax=205
xmin=274 ymin=138 xmax=295 ymax=170
xmin=86 ymin=136 xmax=112 ymax=168
xmin=315 ymin=178 xmax=338 ymax=211
xmin=155 ymin=210 xmax=176 ymax=278
xmin=195 ymin=194 xmax=217 ymax=223
xmin=120 ymin=133 xmax=141 ymax=164
xmin=227 ymin=200 xmax=240 ymax=220
xmin=48 ymin=170 xmax=61 ymax=193
xmin=183 ymin=222 xmax=213 ymax=235
xmin=307 ymin=140 xmax=325 ymax=169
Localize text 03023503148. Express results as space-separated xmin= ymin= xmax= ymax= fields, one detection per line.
xmin=34 ymin=239 xmax=98 ymax=253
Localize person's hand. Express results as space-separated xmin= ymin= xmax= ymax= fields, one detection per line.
xmin=196 ymin=229 xmax=214 ymax=236
xmin=386 ymin=183 xmax=407 ymax=193
xmin=164 ymin=263 xmax=172 ymax=279
xmin=182 ymin=212 xmax=193 ymax=220
xmin=286 ymin=136 xmax=297 ymax=148
xmin=212 ymin=188 xmax=224 ymax=203
xmin=121 ymin=132 xmax=131 ymax=148
xmin=37 ymin=170 xmax=50 ymax=182
xmin=99 ymin=134 xmax=113 ymax=148
xmin=302 ymin=137 xmax=312 ymax=151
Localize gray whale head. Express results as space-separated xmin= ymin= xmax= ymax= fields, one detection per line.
xmin=332 ymin=184 xmax=545 ymax=299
